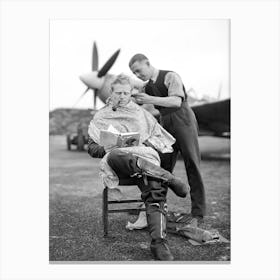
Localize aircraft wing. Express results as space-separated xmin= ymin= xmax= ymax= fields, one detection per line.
xmin=191 ymin=98 xmax=230 ymax=138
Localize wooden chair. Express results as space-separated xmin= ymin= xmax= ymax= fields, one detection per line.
xmin=102 ymin=178 xmax=146 ymax=237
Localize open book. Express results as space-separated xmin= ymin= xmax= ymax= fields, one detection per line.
xmin=100 ymin=125 xmax=140 ymax=149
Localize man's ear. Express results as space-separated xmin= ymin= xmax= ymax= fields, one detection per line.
xmin=146 ymin=60 xmax=150 ymax=66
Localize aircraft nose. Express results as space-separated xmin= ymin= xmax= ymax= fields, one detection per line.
xmin=79 ymin=71 xmax=105 ymax=89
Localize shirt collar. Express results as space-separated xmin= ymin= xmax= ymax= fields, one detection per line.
xmin=150 ymin=68 xmax=159 ymax=83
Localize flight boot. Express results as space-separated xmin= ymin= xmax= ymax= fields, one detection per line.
xmin=146 ymin=201 xmax=174 ymax=261
xmin=137 ymin=157 xmax=189 ymax=198
xmin=106 ymin=150 xmax=188 ymax=198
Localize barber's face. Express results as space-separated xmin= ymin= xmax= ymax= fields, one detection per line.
xmin=111 ymin=84 xmax=132 ymax=106
xmin=130 ymin=60 xmax=151 ymax=81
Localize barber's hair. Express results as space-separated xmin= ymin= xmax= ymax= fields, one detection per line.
xmin=111 ymin=74 xmax=132 ymax=91
xmin=129 ymin=53 xmax=149 ymax=68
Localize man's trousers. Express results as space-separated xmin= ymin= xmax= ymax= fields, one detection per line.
xmin=159 ymin=102 xmax=206 ymax=217
xmin=106 ymin=149 xmax=167 ymax=203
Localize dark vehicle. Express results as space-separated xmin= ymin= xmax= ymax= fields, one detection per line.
xmin=66 ymin=122 xmax=89 ymax=151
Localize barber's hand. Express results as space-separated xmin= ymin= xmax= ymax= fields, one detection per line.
xmin=132 ymin=92 xmax=152 ymax=104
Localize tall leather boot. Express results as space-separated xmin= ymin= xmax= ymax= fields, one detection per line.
xmin=137 ymin=157 xmax=189 ymax=198
xmin=106 ymin=150 xmax=188 ymax=198
xmin=146 ymin=201 xmax=174 ymax=261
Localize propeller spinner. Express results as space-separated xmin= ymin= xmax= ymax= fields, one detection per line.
xmin=78 ymin=42 xmax=121 ymax=109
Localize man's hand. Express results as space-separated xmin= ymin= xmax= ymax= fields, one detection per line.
xmin=143 ymin=139 xmax=156 ymax=150
xmin=132 ymin=92 xmax=153 ymax=104
xmin=124 ymin=137 xmax=138 ymax=147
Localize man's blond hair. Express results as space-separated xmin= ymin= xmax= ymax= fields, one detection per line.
xmin=111 ymin=74 xmax=132 ymax=91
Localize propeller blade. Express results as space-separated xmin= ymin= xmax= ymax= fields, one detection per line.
xmin=72 ymin=87 xmax=90 ymax=107
xmin=92 ymin=41 xmax=98 ymax=71
xmin=97 ymin=49 xmax=120 ymax=77
xmin=93 ymin=90 xmax=97 ymax=110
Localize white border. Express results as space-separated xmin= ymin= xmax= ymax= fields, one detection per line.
xmin=1 ymin=1 xmax=280 ymax=280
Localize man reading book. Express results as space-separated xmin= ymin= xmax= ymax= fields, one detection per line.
xmin=87 ymin=74 xmax=189 ymax=261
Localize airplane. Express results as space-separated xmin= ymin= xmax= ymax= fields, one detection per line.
xmin=191 ymin=98 xmax=230 ymax=138
xmin=68 ymin=41 xmax=230 ymax=150
xmin=74 ymin=41 xmax=121 ymax=109
xmin=186 ymin=86 xmax=230 ymax=138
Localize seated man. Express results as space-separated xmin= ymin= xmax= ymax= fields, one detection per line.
xmin=87 ymin=74 xmax=189 ymax=261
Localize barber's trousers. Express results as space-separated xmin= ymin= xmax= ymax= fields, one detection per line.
xmin=106 ymin=149 xmax=167 ymax=203
xmin=159 ymin=103 xmax=206 ymax=217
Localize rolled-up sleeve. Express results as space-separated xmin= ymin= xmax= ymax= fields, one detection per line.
xmin=164 ymin=72 xmax=186 ymax=101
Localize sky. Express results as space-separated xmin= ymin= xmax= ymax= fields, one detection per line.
xmin=50 ymin=19 xmax=229 ymax=110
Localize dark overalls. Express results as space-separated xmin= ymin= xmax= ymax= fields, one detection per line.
xmin=145 ymin=70 xmax=206 ymax=217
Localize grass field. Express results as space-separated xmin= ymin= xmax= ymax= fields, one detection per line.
xmin=49 ymin=135 xmax=230 ymax=262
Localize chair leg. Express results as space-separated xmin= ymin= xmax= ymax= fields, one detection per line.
xmin=103 ymin=186 xmax=108 ymax=237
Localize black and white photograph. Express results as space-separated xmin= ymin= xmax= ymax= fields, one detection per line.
xmin=1 ymin=0 xmax=280 ymax=279
xmin=49 ymin=19 xmax=230 ymax=262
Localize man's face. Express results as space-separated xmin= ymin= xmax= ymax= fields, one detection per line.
xmin=130 ymin=60 xmax=151 ymax=81
xmin=111 ymin=83 xmax=132 ymax=106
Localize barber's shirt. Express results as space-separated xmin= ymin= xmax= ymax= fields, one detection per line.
xmin=149 ymin=69 xmax=186 ymax=101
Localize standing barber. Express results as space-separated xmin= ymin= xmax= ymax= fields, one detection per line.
xmin=129 ymin=54 xmax=206 ymax=221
